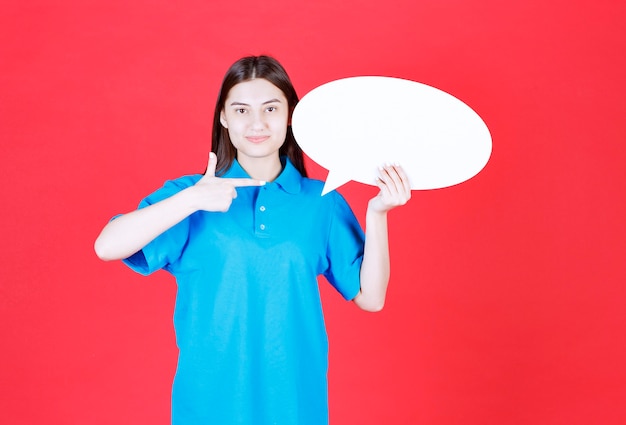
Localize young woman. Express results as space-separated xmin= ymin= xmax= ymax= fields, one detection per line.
xmin=95 ymin=55 xmax=411 ymax=425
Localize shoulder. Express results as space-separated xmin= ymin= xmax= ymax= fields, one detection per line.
xmin=298 ymin=177 xmax=350 ymax=208
xmin=162 ymin=174 xmax=203 ymax=190
xmin=140 ymin=174 xmax=203 ymax=206
xmin=299 ymin=176 xmax=324 ymax=194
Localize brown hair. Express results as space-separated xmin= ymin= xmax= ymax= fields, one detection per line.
xmin=210 ymin=55 xmax=307 ymax=177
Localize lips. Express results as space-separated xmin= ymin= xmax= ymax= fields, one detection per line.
xmin=246 ymin=136 xmax=270 ymax=144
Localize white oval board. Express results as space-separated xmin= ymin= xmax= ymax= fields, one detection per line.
xmin=291 ymin=76 xmax=492 ymax=195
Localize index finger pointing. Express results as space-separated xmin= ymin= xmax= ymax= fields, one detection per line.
xmin=227 ymin=178 xmax=267 ymax=187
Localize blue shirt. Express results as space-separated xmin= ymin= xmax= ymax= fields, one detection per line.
xmin=122 ymin=158 xmax=365 ymax=424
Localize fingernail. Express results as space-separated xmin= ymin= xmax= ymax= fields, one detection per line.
xmin=259 ymin=180 xmax=266 ymax=185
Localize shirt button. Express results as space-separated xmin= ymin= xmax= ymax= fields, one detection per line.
xmin=259 ymin=206 xmax=266 ymax=212
xmin=260 ymin=224 xmax=266 ymax=230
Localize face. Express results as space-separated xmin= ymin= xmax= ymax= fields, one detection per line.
xmin=220 ymin=78 xmax=289 ymax=167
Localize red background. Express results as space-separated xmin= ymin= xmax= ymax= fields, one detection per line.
xmin=2 ymin=1 xmax=625 ymax=424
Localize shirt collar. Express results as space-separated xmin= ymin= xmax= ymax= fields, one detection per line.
xmin=222 ymin=157 xmax=302 ymax=194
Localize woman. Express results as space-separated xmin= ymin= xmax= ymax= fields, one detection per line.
xmin=95 ymin=55 xmax=411 ymax=424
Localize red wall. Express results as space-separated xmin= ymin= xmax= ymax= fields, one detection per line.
xmin=1 ymin=1 xmax=625 ymax=424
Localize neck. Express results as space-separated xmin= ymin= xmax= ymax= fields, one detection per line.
xmin=237 ymin=155 xmax=283 ymax=182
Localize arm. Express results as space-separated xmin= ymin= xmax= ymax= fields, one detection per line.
xmin=353 ymin=165 xmax=411 ymax=312
xmin=94 ymin=153 xmax=264 ymax=261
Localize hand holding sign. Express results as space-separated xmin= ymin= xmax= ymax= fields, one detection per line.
xmin=291 ymin=76 xmax=492 ymax=195
xmin=369 ymin=164 xmax=412 ymax=213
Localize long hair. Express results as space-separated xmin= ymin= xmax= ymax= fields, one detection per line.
xmin=210 ymin=55 xmax=307 ymax=177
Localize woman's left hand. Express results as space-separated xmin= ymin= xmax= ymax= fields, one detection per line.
xmin=368 ymin=164 xmax=412 ymax=213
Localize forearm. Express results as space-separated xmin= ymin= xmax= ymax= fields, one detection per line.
xmin=353 ymin=164 xmax=411 ymax=311
xmin=354 ymin=209 xmax=390 ymax=312
xmin=94 ymin=188 xmax=198 ymax=261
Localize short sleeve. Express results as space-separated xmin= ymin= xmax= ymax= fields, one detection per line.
xmin=323 ymin=192 xmax=365 ymax=301
xmin=120 ymin=176 xmax=198 ymax=276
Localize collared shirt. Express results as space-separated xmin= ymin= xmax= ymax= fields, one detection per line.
xmin=122 ymin=158 xmax=364 ymax=425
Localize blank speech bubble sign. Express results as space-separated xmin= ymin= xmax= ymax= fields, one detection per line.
xmin=291 ymin=76 xmax=492 ymax=195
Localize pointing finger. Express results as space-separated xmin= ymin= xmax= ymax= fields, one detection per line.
xmin=228 ymin=178 xmax=267 ymax=187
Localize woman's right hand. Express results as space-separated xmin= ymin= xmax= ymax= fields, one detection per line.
xmin=94 ymin=153 xmax=264 ymax=261
xmin=188 ymin=153 xmax=265 ymax=213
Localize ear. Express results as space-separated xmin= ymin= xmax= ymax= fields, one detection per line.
xmin=220 ymin=110 xmax=228 ymax=128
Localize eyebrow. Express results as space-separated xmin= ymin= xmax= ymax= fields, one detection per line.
xmin=229 ymin=98 xmax=283 ymax=107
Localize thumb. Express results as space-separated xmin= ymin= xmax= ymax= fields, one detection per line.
xmin=205 ymin=152 xmax=217 ymax=177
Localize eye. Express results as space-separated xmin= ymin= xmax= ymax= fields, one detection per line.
xmin=236 ymin=108 xmax=247 ymax=114
xmin=266 ymin=106 xmax=277 ymax=112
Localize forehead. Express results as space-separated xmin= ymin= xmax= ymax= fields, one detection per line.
xmin=226 ymin=78 xmax=286 ymax=104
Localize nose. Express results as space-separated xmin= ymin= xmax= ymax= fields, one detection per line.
xmin=250 ymin=111 xmax=266 ymax=131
